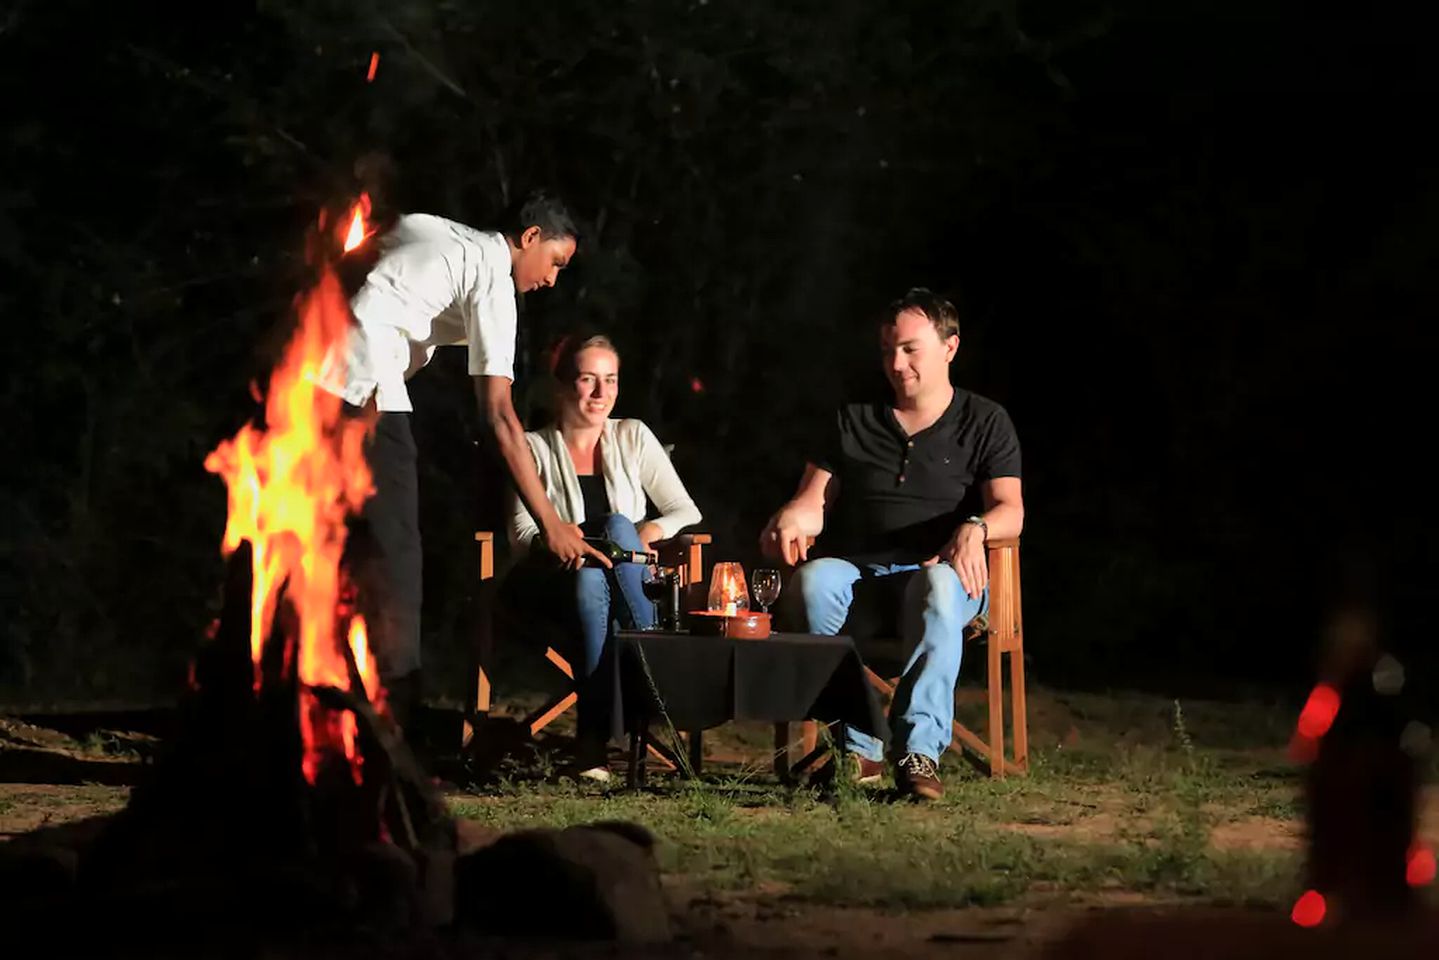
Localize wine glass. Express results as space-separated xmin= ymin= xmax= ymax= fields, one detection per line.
xmin=751 ymin=568 xmax=782 ymax=615
xmin=641 ymin=563 xmax=673 ymax=631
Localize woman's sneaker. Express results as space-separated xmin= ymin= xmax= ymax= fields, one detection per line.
xmin=578 ymin=765 xmax=612 ymax=783
xmin=895 ymin=753 xmax=943 ymax=801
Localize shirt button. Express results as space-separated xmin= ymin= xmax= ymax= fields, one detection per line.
xmin=907 ymin=441 xmax=914 ymax=448
xmin=897 ymin=474 xmax=906 ymax=483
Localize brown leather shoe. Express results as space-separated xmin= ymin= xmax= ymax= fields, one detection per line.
xmin=895 ymin=752 xmax=943 ymax=801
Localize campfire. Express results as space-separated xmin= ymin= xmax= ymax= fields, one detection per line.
xmin=0 ymin=200 xmax=459 ymax=945
xmin=0 ymin=195 xmax=672 ymax=950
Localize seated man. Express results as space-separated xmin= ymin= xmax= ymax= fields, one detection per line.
xmin=761 ymin=289 xmax=1023 ymax=800
xmin=507 ymin=334 xmax=703 ymax=780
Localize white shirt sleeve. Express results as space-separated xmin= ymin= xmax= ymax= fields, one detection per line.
xmin=464 ymin=266 xmax=517 ymax=382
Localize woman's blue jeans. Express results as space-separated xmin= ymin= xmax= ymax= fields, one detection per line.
xmin=510 ymin=513 xmax=656 ymax=743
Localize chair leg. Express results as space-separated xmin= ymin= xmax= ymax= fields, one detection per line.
xmin=463 ymin=577 xmax=496 ymax=749
xmin=526 ymin=692 xmax=578 ymax=737
xmin=1009 ymin=647 xmax=1028 ymax=773
xmin=987 ymin=635 xmax=1005 ymax=778
xmin=1008 ymin=545 xmax=1028 ymax=773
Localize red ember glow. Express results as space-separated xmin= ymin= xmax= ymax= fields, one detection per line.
xmin=1408 ymin=843 xmax=1436 ymax=887
xmin=1290 ymin=889 xmax=1326 ymax=927
xmin=1296 ymin=683 xmax=1341 ymax=739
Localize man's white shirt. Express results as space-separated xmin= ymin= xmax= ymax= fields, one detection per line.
xmin=321 ymin=213 xmax=517 ymax=412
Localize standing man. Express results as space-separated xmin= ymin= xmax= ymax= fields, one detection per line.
xmin=323 ymin=192 xmax=608 ymax=723
xmin=760 ymin=289 xmax=1024 ymax=800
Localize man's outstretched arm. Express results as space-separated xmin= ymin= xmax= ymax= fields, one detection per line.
xmin=759 ymin=463 xmax=836 ymax=566
xmin=474 ymin=375 xmax=608 ymax=568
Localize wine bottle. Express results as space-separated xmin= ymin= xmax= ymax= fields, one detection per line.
xmin=582 ymin=537 xmax=657 ymax=565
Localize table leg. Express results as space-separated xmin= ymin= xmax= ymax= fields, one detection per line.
xmin=687 ymin=730 xmax=703 ymax=777
xmin=628 ymin=719 xmax=649 ymax=789
xmin=774 ymin=723 xmax=794 ymax=784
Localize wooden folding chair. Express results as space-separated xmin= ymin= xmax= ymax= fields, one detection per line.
xmin=775 ymin=537 xmax=1028 ymax=778
xmin=463 ymin=531 xmax=712 ymax=750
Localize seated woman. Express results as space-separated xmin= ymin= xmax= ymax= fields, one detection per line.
xmin=506 ymin=333 xmax=702 ymax=778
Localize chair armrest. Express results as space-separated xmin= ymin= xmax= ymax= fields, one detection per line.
xmin=474 ymin=530 xmax=495 ymax=581
xmin=654 ymin=532 xmax=712 ymax=548
xmin=654 ymin=533 xmax=711 ymax=591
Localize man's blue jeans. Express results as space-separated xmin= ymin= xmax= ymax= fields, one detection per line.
xmin=790 ymin=558 xmax=988 ymax=763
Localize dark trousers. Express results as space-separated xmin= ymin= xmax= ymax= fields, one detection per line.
xmin=357 ymin=411 xmax=423 ymax=685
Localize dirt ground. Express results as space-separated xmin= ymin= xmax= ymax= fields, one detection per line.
xmin=4 ymin=700 xmax=1437 ymax=960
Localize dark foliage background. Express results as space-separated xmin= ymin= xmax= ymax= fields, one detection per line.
xmin=1 ymin=0 xmax=1433 ymax=706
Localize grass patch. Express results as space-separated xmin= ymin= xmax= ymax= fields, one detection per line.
xmin=445 ymin=694 xmax=1311 ymax=910
xmin=0 ymin=686 xmax=1334 ymax=912
xmin=447 ymin=776 xmax=1303 ymax=909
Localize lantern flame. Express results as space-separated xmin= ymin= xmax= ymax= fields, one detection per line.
xmin=707 ymin=562 xmax=749 ymax=617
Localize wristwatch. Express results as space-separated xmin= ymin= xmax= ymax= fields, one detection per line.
xmin=963 ymin=515 xmax=989 ymax=540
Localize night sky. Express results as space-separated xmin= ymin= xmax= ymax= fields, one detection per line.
xmin=1 ymin=1 xmax=1434 ymax=706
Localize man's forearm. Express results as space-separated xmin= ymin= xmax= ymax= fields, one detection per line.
xmin=475 ymin=383 xmax=564 ymax=535
xmin=784 ymin=497 xmax=827 ymax=537
xmin=496 ymin=415 xmax=563 ymax=532
xmin=971 ymin=502 xmax=1024 ymax=541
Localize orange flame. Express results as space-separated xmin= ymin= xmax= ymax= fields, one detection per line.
xmin=342 ymin=193 xmax=372 ymax=253
xmin=707 ymin=562 xmax=748 ymax=616
xmin=203 ymin=265 xmax=378 ymax=785
xmin=1290 ymin=889 xmax=1325 ymax=927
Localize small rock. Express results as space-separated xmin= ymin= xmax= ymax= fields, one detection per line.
xmin=455 ymin=820 xmax=671 ymax=943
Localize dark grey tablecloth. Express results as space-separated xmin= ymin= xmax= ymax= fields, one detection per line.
xmin=607 ymin=630 xmax=888 ymax=744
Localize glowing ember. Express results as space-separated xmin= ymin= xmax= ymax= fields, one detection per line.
xmin=1290 ymin=889 xmax=1326 ymax=927
xmin=1408 ymin=843 xmax=1436 ymax=887
xmin=1296 ymin=683 xmax=1341 ymax=739
xmin=342 ymin=193 xmax=372 ymax=253
xmin=366 ymin=51 xmax=380 ymax=83
xmin=203 ymin=262 xmax=379 ymax=785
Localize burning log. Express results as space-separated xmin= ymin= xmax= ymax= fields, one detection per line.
xmin=47 ymin=542 xmax=458 ymax=943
